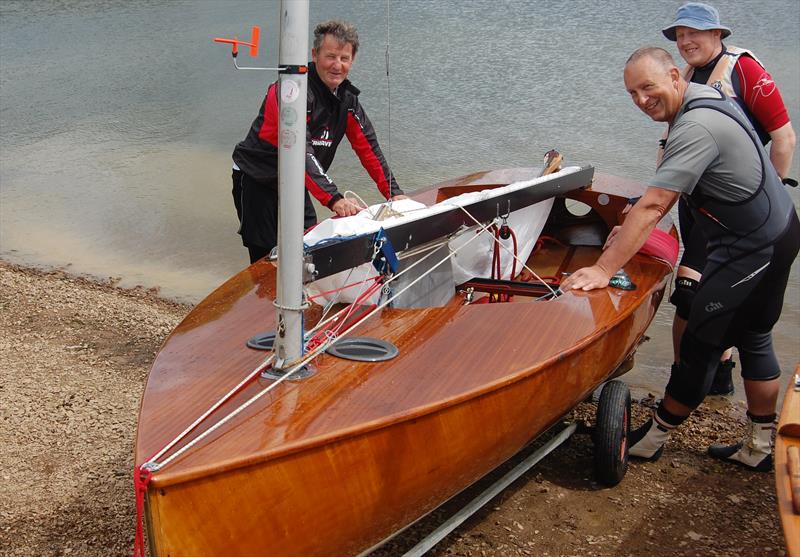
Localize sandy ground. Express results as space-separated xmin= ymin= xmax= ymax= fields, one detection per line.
xmin=0 ymin=260 xmax=788 ymax=556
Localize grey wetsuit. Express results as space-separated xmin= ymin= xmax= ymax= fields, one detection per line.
xmin=653 ymin=84 xmax=799 ymax=407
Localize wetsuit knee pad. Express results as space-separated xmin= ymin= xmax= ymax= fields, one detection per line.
xmin=666 ymin=330 xmax=723 ymax=408
xmin=669 ymin=277 xmax=699 ymax=320
xmin=738 ymin=331 xmax=781 ymax=381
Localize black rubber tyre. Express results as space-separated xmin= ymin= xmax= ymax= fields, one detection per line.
xmin=593 ymin=380 xmax=631 ymax=486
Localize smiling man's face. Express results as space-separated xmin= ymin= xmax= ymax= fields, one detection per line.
xmin=675 ymin=26 xmax=723 ymax=68
xmin=312 ymin=35 xmax=355 ymax=92
xmin=624 ymin=57 xmax=683 ymax=124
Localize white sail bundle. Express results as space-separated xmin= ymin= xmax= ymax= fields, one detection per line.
xmin=303 ymin=166 xmax=582 ymax=306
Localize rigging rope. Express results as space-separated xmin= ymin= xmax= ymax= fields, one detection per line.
xmin=140 ymin=211 xmax=497 ymax=473
xmin=384 ymin=0 xmax=394 ymax=208
xmin=140 ymin=203 xmax=558 ymax=473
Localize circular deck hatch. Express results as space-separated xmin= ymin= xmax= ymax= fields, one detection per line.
xmin=326 ymin=337 xmax=399 ymax=362
xmin=246 ymin=332 xmax=275 ymax=350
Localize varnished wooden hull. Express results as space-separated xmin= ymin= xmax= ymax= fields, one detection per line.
xmin=135 ymin=169 xmax=673 ymax=556
xmin=775 ymin=367 xmax=800 ymax=557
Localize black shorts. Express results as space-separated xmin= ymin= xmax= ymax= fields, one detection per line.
xmin=688 ymin=211 xmax=800 ymax=350
xmin=232 ymin=169 xmax=318 ymax=252
xmin=667 ymin=212 xmax=799 ymax=405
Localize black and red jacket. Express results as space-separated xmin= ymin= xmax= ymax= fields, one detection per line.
xmin=232 ymin=62 xmax=402 ymax=208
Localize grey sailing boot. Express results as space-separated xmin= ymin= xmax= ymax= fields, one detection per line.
xmin=629 ymin=405 xmax=683 ymax=461
xmin=707 ymin=412 xmax=775 ymax=472
xmin=708 ymin=358 xmax=735 ymax=396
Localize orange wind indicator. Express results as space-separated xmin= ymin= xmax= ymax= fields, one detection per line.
xmin=214 ymin=25 xmax=260 ymax=58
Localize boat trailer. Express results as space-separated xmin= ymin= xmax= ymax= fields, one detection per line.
xmin=365 ymin=379 xmax=632 ymax=556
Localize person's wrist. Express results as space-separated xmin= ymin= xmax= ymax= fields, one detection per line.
xmin=327 ymin=193 xmax=344 ymax=209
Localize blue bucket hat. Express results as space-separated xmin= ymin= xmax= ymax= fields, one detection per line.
xmin=662 ymin=3 xmax=732 ymax=41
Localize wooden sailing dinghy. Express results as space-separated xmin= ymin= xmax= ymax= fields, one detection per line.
xmin=776 ymin=366 xmax=800 ymax=557
xmin=134 ymin=164 xmax=677 ymax=556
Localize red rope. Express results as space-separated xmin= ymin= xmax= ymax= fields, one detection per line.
xmin=532 ymin=234 xmax=567 ymax=254
xmin=489 ymin=224 xmax=519 ymax=303
xmin=509 ymin=227 xmax=518 ymax=280
xmin=305 ymin=278 xmax=384 ymax=350
xmin=306 ymin=275 xmax=381 ymax=302
xmin=133 ymin=466 xmax=152 ymax=557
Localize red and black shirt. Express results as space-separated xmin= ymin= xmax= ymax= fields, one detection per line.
xmin=232 ymin=63 xmax=402 ymax=208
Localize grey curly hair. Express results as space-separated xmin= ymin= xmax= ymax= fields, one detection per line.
xmin=313 ymin=20 xmax=359 ymax=57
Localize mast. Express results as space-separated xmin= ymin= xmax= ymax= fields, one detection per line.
xmin=273 ymin=0 xmax=310 ymax=371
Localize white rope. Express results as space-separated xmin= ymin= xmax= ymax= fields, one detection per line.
xmin=343 ymin=190 xmax=369 ymax=210
xmin=145 ymin=205 xmax=557 ymax=471
xmin=142 ymin=353 xmax=274 ymax=470
xmin=143 ymin=216 xmax=496 ymax=471
xmin=148 ymin=353 xmax=307 ymax=471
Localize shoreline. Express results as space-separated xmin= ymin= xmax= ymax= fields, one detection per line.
xmin=0 ymin=260 xmax=787 ymax=556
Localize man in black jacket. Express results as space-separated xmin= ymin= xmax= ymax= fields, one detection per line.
xmin=232 ymin=20 xmax=405 ymax=263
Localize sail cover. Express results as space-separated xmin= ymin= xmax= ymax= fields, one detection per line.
xmin=304 ymin=167 xmax=582 ymax=306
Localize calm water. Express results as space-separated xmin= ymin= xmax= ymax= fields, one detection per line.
xmin=1 ymin=0 xmax=798 ymax=398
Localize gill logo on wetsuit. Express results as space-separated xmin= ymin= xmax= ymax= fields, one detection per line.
xmin=705 ymin=301 xmax=724 ymax=312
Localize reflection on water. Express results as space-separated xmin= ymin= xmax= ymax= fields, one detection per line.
xmin=1 ymin=0 xmax=798 ymax=397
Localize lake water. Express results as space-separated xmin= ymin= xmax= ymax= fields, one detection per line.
xmin=1 ymin=0 xmax=798 ymax=399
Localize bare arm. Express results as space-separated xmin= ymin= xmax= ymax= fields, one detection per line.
xmin=560 ymin=186 xmax=681 ymax=291
xmin=768 ymin=122 xmax=796 ymax=179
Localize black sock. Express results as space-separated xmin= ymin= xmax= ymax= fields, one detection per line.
xmin=655 ymin=404 xmax=688 ymax=428
xmin=746 ymin=411 xmax=776 ymax=424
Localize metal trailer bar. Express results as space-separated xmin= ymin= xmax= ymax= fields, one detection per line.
xmin=384 ymin=422 xmax=577 ymax=557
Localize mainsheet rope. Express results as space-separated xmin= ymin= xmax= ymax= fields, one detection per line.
xmin=457 ymin=205 xmax=559 ymax=298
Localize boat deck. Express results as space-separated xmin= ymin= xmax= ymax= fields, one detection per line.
xmin=136 ymin=240 xmax=668 ymax=487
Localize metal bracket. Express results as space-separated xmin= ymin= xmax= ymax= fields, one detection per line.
xmin=303 ymin=254 xmax=318 ymax=283
xmin=371 ymin=228 xmax=398 ymax=276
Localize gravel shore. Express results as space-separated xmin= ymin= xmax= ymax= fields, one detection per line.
xmin=0 ymin=260 xmax=787 ymax=556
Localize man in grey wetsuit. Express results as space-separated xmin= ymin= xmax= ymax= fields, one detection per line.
xmin=561 ymin=47 xmax=799 ymax=472
xmin=661 ymin=2 xmax=797 ymax=396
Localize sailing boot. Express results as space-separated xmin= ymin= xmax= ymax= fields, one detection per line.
xmin=707 ymin=412 xmax=775 ymax=472
xmin=708 ymin=358 xmax=735 ymax=396
xmin=629 ymin=404 xmax=685 ymax=461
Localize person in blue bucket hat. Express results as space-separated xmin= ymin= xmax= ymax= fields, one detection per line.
xmin=659 ymin=2 xmax=796 ymax=410
xmin=661 ymin=2 xmax=731 ymax=40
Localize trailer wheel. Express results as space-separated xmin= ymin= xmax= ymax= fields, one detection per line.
xmin=593 ymin=380 xmax=631 ymax=486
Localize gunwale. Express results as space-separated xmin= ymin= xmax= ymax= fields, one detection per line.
xmin=775 ymin=369 xmax=800 ymax=557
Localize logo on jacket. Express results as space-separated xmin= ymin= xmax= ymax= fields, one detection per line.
xmin=705 ymin=301 xmax=723 ymax=313
xmin=312 ymin=128 xmax=332 ymax=148
xmin=753 ymin=73 xmax=776 ymax=98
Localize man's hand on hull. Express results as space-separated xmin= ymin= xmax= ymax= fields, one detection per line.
xmin=560 ymin=265 xmax=612 ymax=292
